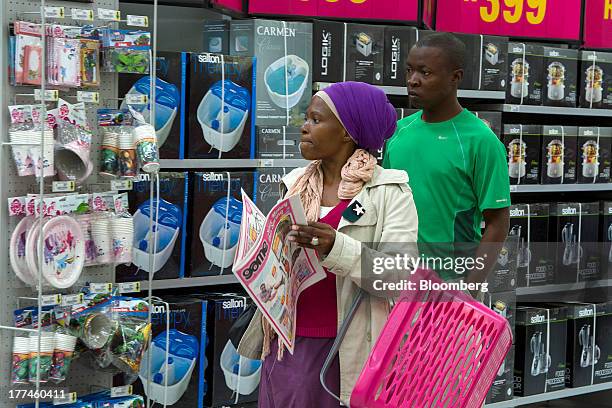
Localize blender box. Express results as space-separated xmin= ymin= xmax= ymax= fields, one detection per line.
xmin=203 ymin=20 xmax=230 ymax=55
xmin=543 ymin=47 xmax=578 ymax=107
xmin=474 ymin=111 xmax=502 ymax=138
xmin=514 ymin=306 xmax=567 ymax=397
xmin=485 ymin=290 xmax=516 ymax=341
xmin=254 ymin=168 xmax=292 ymax=214
xmin=255 ymin=126 xmax=302 ymax=159
xmin=118 ymin=51 xmax=186 ymax=159
xmin=506 ymin=43 xmax=544 ymax=105
xmin=601 ymin=202 xmax=612 ymax=280
xmin=486 ymin=345 xmax=514 ymax=403
xmin=229 ymin=19 xmax=313 ymax=127
xmin=188 ymin=171 xmax=255 ymax=277
xmin=503 ymin=124 xmax=542 ymax=185
xmin=383 ymin=26 xmax=418 ymax=87
xmin=509 ymin=203 xmax=554 ymax=287
xmin=549 ymin=202 xmax=601 ymax=283
xmin=115 ymin=172 xmax=189 ymax=282
xmin=540 ymin=125 xmax=578 ymax=184
xmin=187 ymin=53 xmax=256 ymax=159
xmin=579 ymin=51 xmax=612 ymax=110
xmin=577 ymin=127 xmax=612 ymax=183
xmin=487 ymin=233 xmax=518 ymax=293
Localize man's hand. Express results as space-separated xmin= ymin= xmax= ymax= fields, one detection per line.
xmin=467 ymin=207 xmax=510 ymax=285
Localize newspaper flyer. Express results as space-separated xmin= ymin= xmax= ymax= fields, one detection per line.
xmin=233 ymin=189 xmax=327 ymax=354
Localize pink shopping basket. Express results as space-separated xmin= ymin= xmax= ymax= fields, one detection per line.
xmin=321 ymin=272 xmax=512 ymax=408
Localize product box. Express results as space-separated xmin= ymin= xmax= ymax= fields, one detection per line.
xmin=514 ymin=306 xmax=567 ymax=397
xmin=203 ymin=20 xmax=230 ymax=55
xmin=503 ymin=124 xmax=542 ymax=185
xmin=187 ymin=53 xmax=256 ymax=159
xmin=474 ymin=111 xmax=502 ymax=138
xmin=507 ymin=43 xmax=544 ymax=105
xmin=118 ymin=51 xmax=186 ymax=159
xmin=509 ymin=204 xmax=554 ymax=287
xmin=486 ymin=290 xmax=516 ymax=341
xmin=601 ymin=202 xmax=612 ymax=280
xmin=549 ymin=202 xmax=601 ymax=283
xmin=543 ymin=47 xmax=578 ymax=107
xmin=313 ymin=20 xmax=344 ymax=83
xmin=579 ymin=51 xmax=612 ymax=110
xmin=486 ymin=345 xmax=515 ymax=403
xmin=540 ymin=125 xmax=578 ymax=184
xmin=254 ymin=168 xmax=292 ymax=214
xmin=577 ymin=127 xmax=612 ymax=183
xmin=189 ymin=171 xmax=255 ymax=277
xmin=383 ymin=26 xmax=418 ymax=87
xmin=256 ymin=126 xmax=302 ymax=159
xmin=487 ymin=233 xmax=518 ymax=293
xmin=230 ymin=19 xmax=313 ymax=126
xmin=115 ymin=172 xmax=189 ymax=282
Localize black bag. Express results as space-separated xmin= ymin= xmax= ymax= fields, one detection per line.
xmin=228 ymin=302 xmax=258 ymax=349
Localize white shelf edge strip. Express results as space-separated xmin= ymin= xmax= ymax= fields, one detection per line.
xmin=314 ymin=82 xmax=505 ymax=100
xmin=159 ymin=159 xmax=310 ymax=169
xmin=517 ymin=279 xmax=612 ymax=296
xmin=510 ymin=183 xmax=612 ymax=193
xmin=140 ymin=275 xmax=238 ymax=290
xmin=484 ymin=381 xmax=612 ymax=407
xmin=478 ymin=104 xmax=612 ymax=117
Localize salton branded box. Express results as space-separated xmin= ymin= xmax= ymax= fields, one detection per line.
xmin=506 ymin=43 xmax=545 ymax=105
xmin=503 ymin=124 xmax=542 ymax=185
xmin=601 ymin=201 xmax=612 ymax=280
xmin=577 ymin=127 xmax=612 ymax=184
xmin=579 ymin=50 xmax=612 ymax=110
xmin=540 ymin=125 xmax=577 ymax=184
xmin=543 ymin=47 xmax=578 ymax=108
xmin=486 ymin=345 xmax=515 ymax=403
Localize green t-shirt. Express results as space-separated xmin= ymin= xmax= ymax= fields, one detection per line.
xmin=383 ymin=109 xmax=510 ymax=280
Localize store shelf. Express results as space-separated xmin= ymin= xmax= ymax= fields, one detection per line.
xmin=313 ymin=82 xmax=505 ymax=100
xmin=477 ymin=104 xmax=612 ymax=117
xmin=516 ymin=279 xmax=612 ymax=296
xmin=159 ymin=159 xmax=310 ymax=169
xmin=484 ymin=382 xmax=612 ymax=407
xmin=510 ymin=183 xmax=612 ymax=193
xmin=140 ymin=275 xmax=238 ymax=290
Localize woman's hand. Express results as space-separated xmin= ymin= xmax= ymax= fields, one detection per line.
xmin=288 ymin=222 xmax=336 ymax=258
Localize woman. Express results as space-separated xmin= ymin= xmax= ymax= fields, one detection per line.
xmin=238 ymin=82 xmax=419 ymax=407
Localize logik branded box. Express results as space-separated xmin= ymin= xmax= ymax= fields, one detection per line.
xmin=507 ymin=43 xmax=545 ymax=105
xmin=543 ymin=47 xmax=578 ymax=107
xmin=486 ymin=290 xmax=516 ymax=341
xmin=514 ymin=306 xmax=567 ymax=397
xmin=230 ymin=19 xmax=313 ymax=126
xmin=577 ymin=127 xmax=612 ymax=184
xmin=313 ymin=20 xmax=344 ymax=83
xmin=115 ymin=172 xmax=189 ymax=282
xmin=503 ymin=124 xmax=542 ymax=185
xmin=189 ymin=171 xmax=255 ymax=277
xmin=254 ymin=168 xmax=292 ymax=214
xmin=540 ymin=125 xmax=578 ymax=184
xmin=579 ymin=51 xmax=612 ymax=110
xmin=509 ymin=204 xmax=553 ymax=287
xmin=601 ymin=201 xmax=612 ymax=280
xmin=486 ymin=345 xmax=515 ymax=403
xmin=487 ymin=233 xmax=518 ymax=293
xmin=256 ymin=126 xmax=302 ymax=159
xmin=187 ymin=53 xmax=256 ymax=159
xmin=203 ymin=20 xmax=230 ymax=55
xmin=383 ymin=26 xmax=418 ymax=87
xmin=474 ymin=111 xmax=502 ymax=138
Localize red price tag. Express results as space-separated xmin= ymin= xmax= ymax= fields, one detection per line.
xmin=583 ymin=0 xmax=612 ymax=49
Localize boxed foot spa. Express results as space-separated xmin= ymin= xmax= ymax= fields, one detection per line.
xmin=540 ymin=126 xmax=578 ymax=184
xmin=514 ymin=305 xmax=568 ymax=397
xmin=577 ymin=127 xmax=612 ymax=184
xmin=503 ymin=124 xmax=542 ymax=185
xmin=203 ymin=20 xmax=230 ymax=55
xmin=189 ymin=171 xmax=255 ymax=277
xmin=256 ymin=126 xmax=302 ymax=159
xmin=187 ymin=53 xmax=256 ymax=159
xmin=506 ymin=43 xmax=544 ymax=105
xmin=254 ymin=168 xmax=292 ymax=214
xmin=115 ymin=172 xmax=189 ymax=282
xmin=543 ymin=47 xmax=578 ymax=108
xmin=579 ymin=51 xmax=612 ymax=110
xmin=486 ymin=345 xmax=515 ymax=403
xmin=230 ymin=19 xmax=313 ymax=126
xmin=383 ymin=26 xmax=418 ymax=87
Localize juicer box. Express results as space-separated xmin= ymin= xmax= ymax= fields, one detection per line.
xmin=549 ymin=202 xmax=601 ymax=283
xmin=543 ymin=47 xmax=578 ymax=107
xmin=115 ymin=172 xmax=189 ymax=282
xmin=118 ymin=51 xmax=186 ymax=159
xmin=254 ymin=168 xmax=293 ymax=214
xmin=203 ymin=20 xmax=230 ymax=55
xmin=485 ymin=290 xmax=516 ymax=341
xmin=486 ymin=345 xmax=514 ymax=403
xmin=383 ymin=26 xmax=418 ymax=87
xmin=514 ymin=305 xmax=567 ymax=397
xmin=579 ymin=51 xmax=612 ymax=110
xmin=540 ymin=125 xmax=578 ymax=184
xmin=229 ymin=19 xmax=312 ymax=127
xmin=601 ymin=202 xmax=612 ymax=280
xmin=509 ymin=203 xmax=554 ymax=287
xmin=506 ymin=43 xmax=544 ymax=105
xmin=255 ymin=126 xmax=302 ymax=159
xmin=503 ymin=124 xmax=542 ymax=185
xmin=474 ymin=111 xmax=502 ymax=138
xmin=188 ymin=171 xmax=255 ymax=277
xmin=487 ymin=232 xmax=518 ymax=293
xmin=187 ymin=53 xmax=256 ymax=159
xmin=577 ymin=127 xmax=612 ymax=184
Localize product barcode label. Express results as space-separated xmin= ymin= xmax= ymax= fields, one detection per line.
xmin=98 ymin=8 xmax=121 ymax=21
xmin=34 ymin=89 xmax=59 ymax=102
xmin=261 ymin=159 xmax=274 ymax=168
xmin=52 ymin=181 xmax=76 ymax=193
xmin=118 ymin=282 xmax=141 ymax=294
xmin=77 ymin=91 xmax=100 ymax=104
xmin=90 ymin=283 xmax=113 ymax=293
xmin=42 ymin=294 xmax=62 ymax=307
xmin=53 ymin=392 xmax=77 ymax=405
xmin=70 ymin=8 xmax=94 ymax=21
xmin=111 ymin=180 xmax=133 ymax=191
xmin=110 ymin=385 xmax=133 ymax=398
xmin=125 ymin=94 xmax=148 ymax=105
xmin=44 ymin=7 xmax=65 ymax=18
xmin=126 ymin=15 xmax=149 ymax=27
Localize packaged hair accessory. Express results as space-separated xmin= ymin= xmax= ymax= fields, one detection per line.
xmin=80 ymin=40 xmax=100 ymax=87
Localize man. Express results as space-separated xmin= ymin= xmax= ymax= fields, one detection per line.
xmin=382 ymin=32 xmax=510 ymax=285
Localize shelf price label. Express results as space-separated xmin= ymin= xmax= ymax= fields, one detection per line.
xmin=61 ymin=293 xmax=84 ymax=306
xmin=53 ymin=392 xmax=77 ymax=405
xmin=583 ymin=0 xmax=612 ymax=49
xmin=436 ymin=0 xmax=582 ymax=41
xmin=126 ymin=15 xmax=149 ymax=27
xmin=125 ymin=94 xmax=148 ymax=105
xmin=52 ymin=181 xmax=76 ymax=193
xmin=44 ymin=7 xmax=65 ymax=19
xmin=118 ymin=282 xmax=141 ymax=294
xmin=111 ymin=385 xmax=133 ymax=398
xmin=71 ymin=8 xmax=94 ymax=21
xmin=98 ymin=8 xmax=121 ymax=21
xmin=111 ymin=179 xmax=133 ymax=191
xmin=90 ymin=282 xmax=113 ymax=293
xmin=42 ymin=294 xmax=62 ymax=306
xmin=77 ymin=91 xmax=100 ymax=104
xmin=34 ymin=89 xmax=59 ymax=102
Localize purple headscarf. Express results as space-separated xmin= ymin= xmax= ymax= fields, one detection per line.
xmin=315 ymin=81 xmax=397 ymax=150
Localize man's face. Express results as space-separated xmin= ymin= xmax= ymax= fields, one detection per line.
xmin=405 ymin=46 xmax=463 ymax=110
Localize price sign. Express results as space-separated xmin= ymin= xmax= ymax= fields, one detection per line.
xmin=125 ymin=94 xmax=148 ymax=105
xmin=111 ymin=179 xmax=133 ymax=191
xmin=53 ymin=392 xmax=77 ymax=405
xmin=98 ymin=8 xmax=121 ymax=21
xmin=71 ymin=8 xmax=94 ymax=21
xmin=52 ymin=181 xmax=75 ymax=193
xmin=118 ymin=282 xmax=141 ymax=294
xmin=90 ymin=282 xmax=113 ymax=293
xmin=110 ymin=385 xmax=133 ymax=397
xmin=126 ymin=15 xmax=149 ymax=27
xmin=61 ymin=293 xmax=84 ymax=306
xmin=44 ymin=7 xmax=65 ymax=19
xmin=583 ymin=0 xmax=612 ymax=49
xmin=214 ymin=0 xmax=247 ymax=13
xmin=42 ymin=294 xmax=62 ymax=306
xmin=436 ymin=0 xmax=582 ymax=41
xmin=77 ymin=91 xmax=100 ymax=104
xmin=34 ymin=89 xmax=59 ymax=102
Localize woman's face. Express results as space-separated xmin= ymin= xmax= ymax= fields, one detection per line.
xmin=300 ymin=96 xmax=351 ymax=160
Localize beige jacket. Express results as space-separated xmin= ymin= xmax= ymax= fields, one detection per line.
xmin=237 ymin=165 xmax=419 ymax=402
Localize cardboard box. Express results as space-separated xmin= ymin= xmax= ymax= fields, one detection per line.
xmin=203 ymin=20 xmax=230 ymax=55
xmin=187 ymin=53 xmax=256 ymax=159
xmin=506 ymin=43 xmax=544 ymax=105
xmin=188 ymin=171 xmax=255 ymax=277
xmin=577 ymin=127 xmax=612 ymax=184
xmin=601 ymin=201 xmax=612 ymax=280
xmin=514 ymin=306 xmax=567 ymax=397
xmin=579 ymin=51 xmax=612 ymax=110
xmin=256 ymin=126 xmax=302 ymax=159
xmin=487 ymin=233 xmax=518 ymax=293
xmin=313 ymin=20 xmax=344 ymax=83
xmin=549 ymin=202 xmax=601 ymax=283
xmin=115 ymin=172 xmax=189 ymax=282
xmin=383 ymin=26 xmax=418 ymax=87
xmin=254 ymin=168 xmax=292 ymax=214
xmin=485 ymin=290 xmax=516 ymax=341
xmin=474 ymin=111 xmax=502 ymax=138
xmin=593 ymin=302 xmax=612 ymax=385
xmin=486 ymin=345 xmax=514 ymax=403
xmin=230 ymin=19 xmax=312 ymax=126
xmin=540 ymin=125 xmax=578 ymax=184
xmin=503 ymin=124 xmax=542 ymax=185
xmin=509 ymin=204 xmax=554 ymax=287
xmin=543 ymin=47 xmax=578 ymax=107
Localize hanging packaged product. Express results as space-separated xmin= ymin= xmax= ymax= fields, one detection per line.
xmin=503 ymin=124 xmax=542 ymax=185
xmin=48 ymin=37 xmax=82 ymax=88
xmin=189 ymin=171 xmax=255 ymax=277
xmin=53 ymin=99 xmax=94 ymax=183
xmin=230 ymin=19 xmax=313 ymax=126
xmin=100 ymin=28 xmax=151 ymax=74
xmin=579 ymin=51 xmax=612 ymax=110
xmin=188 ymin=53 xmax=256 ymax=159
xmin=474 ymin=111 xmax=502 ymax=138
xmin=506 ymin=43 xmax=545 ymax=105
xmin=97 ymin=109 xmax=135 ymax=178
xmin=543 ymin=47 xmax=579 ymax=108
xmin=128 ymin=106 xmax=160 ymax=173
xmin=13 ymin=21 xmax=42 ymax=86
xmin=203 ymin=20 xmax=230 ymax=54
xmin=577 ymin=127 xmax=612 ymax=183
xmin=80 ymin=39 xmax=100 ymax=87
xmin=255 ymin=126 xmax=302 ymax=159
xmin=254 ymin=168 xmax=294 ymax=214
xmin=540 ymin=126 xmax=578 ymax=184
xmin=601 ymin=201 xmax=612 ymax=281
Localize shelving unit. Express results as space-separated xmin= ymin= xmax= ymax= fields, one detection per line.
xmin=484 ymin=382 xmax=612 ymax=407
xmin=517 ymin=279 xmax=612 ymax=296
xmin=510 ymin=184 xmax=612 ymax=193
xmin=476 ymin=104 xmax=612 ymax=117
xmin=140 ymin=274 xmax=238 ymax=290
xmin=159 ymin=158 xmax=309 ymax=169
